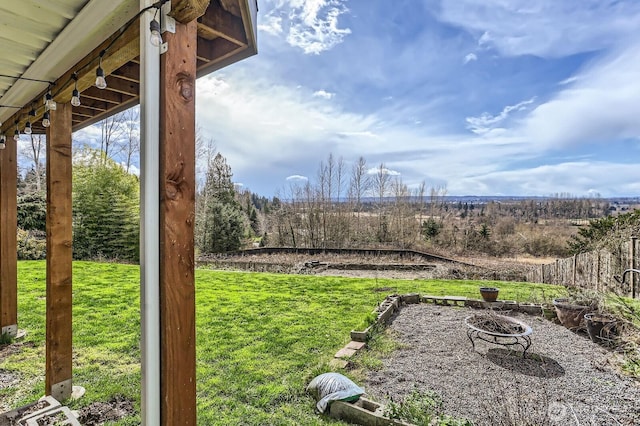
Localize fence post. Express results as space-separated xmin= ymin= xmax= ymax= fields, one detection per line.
xmin=631 ymin=236 xmax=637 ymax=298
xmin=555 ymin=259 xmax=560 ymax=285
xmin=572 ymin=254 xmax=577 ymax=287
xmin=596 ymin=251 xmax=601 ymax=292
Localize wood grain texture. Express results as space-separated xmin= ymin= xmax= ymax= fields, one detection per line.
xmin=198 ymin=2 xmax=247 ymax=46
xmin=171 ymin=0 xmax=210 ymax=23
xmin=45 ymin=103 xmax=73 ymax=399
xmin=0 ymin=125 xmax=17 ymax=331
xmin=159 ymin=19 xmax=198 ymax=426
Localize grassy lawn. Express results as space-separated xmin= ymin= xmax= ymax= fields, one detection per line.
xmin=1 ymin=261 xmax=562 ymax=425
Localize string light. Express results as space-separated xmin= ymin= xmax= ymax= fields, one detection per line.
xmin=0 ymin=134 xmax=5 ymax=150
xmin=95 ymin=52 xmax=107 ymax=90
xmin=150 ymin=13 xmax=163 ymax=47
xmin=71 ymin=73 xmax=81 ymax=106
xmin=42 ymin=111 xmax=51 ymax=128
xmin=2 ymin=0 xmax=169 ymax=133
xmin=45 ymin=87 xmax=57 ymax=111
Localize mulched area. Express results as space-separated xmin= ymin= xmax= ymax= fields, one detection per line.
xmin=364 ymin=303 xmax=640 ymax=426
xmin=76 ymin=396 xmax=136 ymax=425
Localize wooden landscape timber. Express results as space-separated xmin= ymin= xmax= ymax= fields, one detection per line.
xmin=209 ymin=247 xmax=473 ymax=265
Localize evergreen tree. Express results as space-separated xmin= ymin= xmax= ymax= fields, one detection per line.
xmin=72 ymin=149 xmax=140 ymax=261
xmin=17 ymin=191 xmax=46 ymax=231
xmin=196 ymin=152 xmax=247 ymax=253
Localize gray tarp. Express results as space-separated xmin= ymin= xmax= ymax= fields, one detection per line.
xmin=307 ymin=372 xmax=365 ymax=413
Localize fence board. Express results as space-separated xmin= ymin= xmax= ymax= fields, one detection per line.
xmin=526 ymin=238 xmax=639 ymax=298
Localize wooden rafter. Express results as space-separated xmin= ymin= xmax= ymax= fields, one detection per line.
xmin=197 ymin=3 xmax=247 ymax=46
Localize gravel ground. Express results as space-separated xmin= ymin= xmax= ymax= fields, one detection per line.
xmin=364 ymin=303 xmax=640 ymax=426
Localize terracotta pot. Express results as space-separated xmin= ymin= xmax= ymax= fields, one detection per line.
xmin=552 ymin=298 xmax=593 ymax=330
xmin=584 ymin=312 xmax=618 ymax=344
xmin=479 ymin=287 xmax=499 ymax=302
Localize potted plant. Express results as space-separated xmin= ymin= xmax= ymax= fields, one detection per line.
xmin=553 ymin=288 xmax=600 ymax=330
xmin=479 ymin=287 xmax=499 ymax=302
xmin=584 ymin=312 xmax=618 ymax=345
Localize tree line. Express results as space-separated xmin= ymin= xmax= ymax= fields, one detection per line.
xmin=14 ymin=108 xmax=613 ymax=262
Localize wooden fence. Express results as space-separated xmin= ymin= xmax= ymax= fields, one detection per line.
xmin=526 ymin=237 xmax=639 ymax=298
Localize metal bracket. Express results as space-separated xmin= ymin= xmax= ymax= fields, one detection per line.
xmin=51 ymin=378 xmax=73 ymax=402
xmin=161 ymin=1 xmax=176 ymax=34
xmin=160 ymin=43 xmax=169 ymax=54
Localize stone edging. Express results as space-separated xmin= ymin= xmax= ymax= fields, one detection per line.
xmin=329 ymin=293 xmax=551 ymax=369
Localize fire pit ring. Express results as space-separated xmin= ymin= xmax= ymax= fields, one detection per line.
xmin=464 ymin=314 xmax=533 ymax=358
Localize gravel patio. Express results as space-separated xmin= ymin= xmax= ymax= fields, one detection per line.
xmin=364 ymin=303 xmax=640 ymax=425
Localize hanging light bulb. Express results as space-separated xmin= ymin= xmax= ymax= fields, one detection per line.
xmin=13 ymin=129 xmax=20 ymax=142
xmin=150 ymin=18 xmax=163 ymax=47
xmin=0 ymin=135 xmax=5 ymax=150
xmin=71 ymin=88 xmax=81 ymax=107
xmin=42 ymin=111 xmax=51 ymax=128
xmin=24 ymin=121 xmax=32 ymax=135
xmin=71 ymin=74 xmax=81 ymax=106
xmin=95 ymin=55 xmax=107 ymax=89
xmin=45 ymin=88 xmax=57 ymax=111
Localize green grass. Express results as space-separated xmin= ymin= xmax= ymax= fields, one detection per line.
xmin=1 ymin=261 xmax=562 ymax=425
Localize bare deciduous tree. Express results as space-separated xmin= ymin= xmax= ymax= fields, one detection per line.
xmin=20 ymin=134 xmax=46 ymax=192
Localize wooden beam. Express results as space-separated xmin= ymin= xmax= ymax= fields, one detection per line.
xmin=0 ymin=127 xmax=17 ymax=338
xmin=111 ymin=61 xmax=141 ymax=83
xmin=45 ymin=103 xmax=73 ymax=401
xmin=197 ymin=37 xmax=241 ymax=62
xmin=160 ymin=19 xmax=197 ymax=426
xmin=171 ymin=0 xmax=210 ymax=23
xmin=82 ymin=87 xmax=133 ymax=105
xmin=99 ymin=78 xmax=140 ymax=97
xmin=198 ymin=3 xmax=247 ymax=46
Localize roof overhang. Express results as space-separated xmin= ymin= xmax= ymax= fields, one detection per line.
xmin=0 ymin=0 xmax=257 ymax=135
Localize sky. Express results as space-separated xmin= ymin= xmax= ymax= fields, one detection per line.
xmin=81 ymin=0 xmax=640 ymax=198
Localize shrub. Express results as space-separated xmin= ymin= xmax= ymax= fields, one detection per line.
xmin=17 ymin=228 xmax=46 ymax=260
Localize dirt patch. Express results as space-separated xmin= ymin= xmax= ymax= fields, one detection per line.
xmin=0 ymin=341 xmax=35 ymax=360
xmin=0 ymin=369 xmax=19 ymax=390
xmin=363 ymin=304 xmax=640 ymax=425
xmin=76 ymin=396 xmax=136 ymax=425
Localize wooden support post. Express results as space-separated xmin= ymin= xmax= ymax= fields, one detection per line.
xmin=159 ymin=19 xmax=197 ymax=425
xmin=45 ymin=103 xmax=74 ymax=401
xmin=572 ymin=254 xmax=577 ymax=287
xmin=0 ymin=129 xmax=18 ymax=337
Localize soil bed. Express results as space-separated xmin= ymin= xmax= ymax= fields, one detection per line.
xmin=364 ymin=303 xmax=640 ymax=425
xmin=76 ymin=396 xmax=136 ymax=425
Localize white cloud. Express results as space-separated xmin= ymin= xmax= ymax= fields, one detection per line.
xmin=262 ymin=0 xmax=351 ymax=54
xmin=466 ymin=98 xmax=535 ymax=135
xmin=453 ymin=161 xmax=640 ymax=196
xmin=463 ymin=53 xmax=477 ymax=64
xmin=366 ymin=166 xmax=400 ymax=176
xmin=286 ymin=175 xmax=308 ymax=181
xmin=519 ymin=44 xmax=640 ymax=147
xmin=258 ymin=15 xmax=283 ymax=36
xmin=438 ymin=0 xmax=640 ymax=58
xmin=313 ymin=90 xmax=335 ymax=99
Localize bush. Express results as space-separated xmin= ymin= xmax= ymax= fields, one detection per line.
xmin=17 ymin=228 xmax=46 ymax=260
